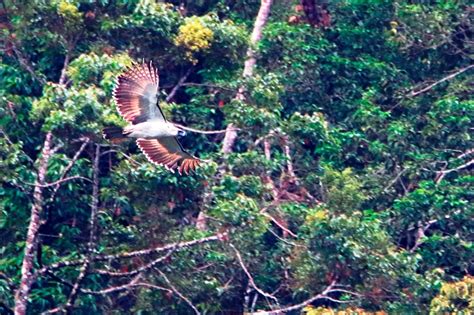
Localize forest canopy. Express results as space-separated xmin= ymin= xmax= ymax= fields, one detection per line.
xmin=0 ymin=0 xmax=472 ymax=314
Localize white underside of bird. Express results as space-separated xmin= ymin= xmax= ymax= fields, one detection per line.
xmin=124 ymin=120 xmax=186 ymax=139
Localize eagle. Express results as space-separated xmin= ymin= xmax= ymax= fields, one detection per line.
xmin=103 ymin=62 xmax=201 ymax=175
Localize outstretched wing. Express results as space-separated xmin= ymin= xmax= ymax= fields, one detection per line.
xmin=113 ymin=62 xmax=166 ymax=124
xmin=136 ymin=138 xmax=201 ymax=175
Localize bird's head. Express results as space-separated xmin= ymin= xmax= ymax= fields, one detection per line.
xmin=167 ymin=124 xmax=186 ymax=137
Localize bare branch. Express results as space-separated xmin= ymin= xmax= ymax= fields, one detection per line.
xmin=383 ymin=167 xmax=409 ymax=193
xmin=261 ymin=212 xmax=298 ymax=238
xmin=58 ymin=38 xmax=78 ymax=86
xmin=166 ymin=68 xmax=193 ymax=102
xmin=37 ymin=233 xmax=225 ymax=275
xmin=94 ymin=230 xmax=183 ymax=277
xmin=11 ymin=44 xmax=47 ymax=85
xmin=267 ymin=228 xmax=306 ymax=248
xmin=157 ymin=269 xmax=201 ymax=315
xmin=229 ymin=243 xmax=279 ymax=305
xmin=50 ymin=138 xmax=90 ymax=201
xmin=23 ymin=176 xmax=92 ymax=188
xmin=63 ymin=144 xmax=101 ymax=312
xmin=81 ymin=280 xmax=171 ymax=296
xmin=457 ymin=148 xmax=474 ymax=159
xmin=180 ymin=82 xmax=235 ymax=92
xmin=250 ymin=281 xmax=337 ymax=315
xmin=173 ymin=123 xmax=239 ymax=135
xmin=435 ymin=158 xmax=474 ymax=184
xmin=253 ymin=131 xmax=277 ymax=148
xmin=408 ymin=64 xmax=473 ymax=97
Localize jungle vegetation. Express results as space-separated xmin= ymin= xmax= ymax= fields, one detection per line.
xmin=0 ymin=0 xmax=472 ymax=314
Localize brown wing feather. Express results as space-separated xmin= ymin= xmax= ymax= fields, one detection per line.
xmin=113 ymin=62 xmax=166 ymax=124
xmin=136 ymin=138 xmax=201 ymax=175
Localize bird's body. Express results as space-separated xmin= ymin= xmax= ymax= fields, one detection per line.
xmin=124 ymin=120 xmax=183 ymax=139
xmin=102 ymin=62 xmax=200 ymax=174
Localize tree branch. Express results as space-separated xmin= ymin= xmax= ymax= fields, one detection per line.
xmin=229 ymin=243 xmax=279 ymax=305
xmin=261 ymin=212 xmax=297 ymax=238
xmin=94 ymin=228 xmax=184 ymax=277
xmin=11 ymin=44 xmax=47 ymax=85
xmin=156 ymin=269 xmax=201 ymax=315
xmin=23 ymin=176 xmax=92 ymax=188
xmin=250 ymin=281 xmax=337 ymax=314
xmin=173 ymin=123 xmax=238 ymax=135
xmin=49 ymin=138 xmax=90 ymax=201
xmin=263 ymin=137 xmax=279 ymax=200
xmin=180 ymin=82 xmax=235 ymax=92
xmin=166 ymin=68 xmax=193 ymax=102
xmin=408 ymin=64 xmax=473 ymax=97
xmin=37 ymin=233 xmax=225 ymax=275
xmin=40 ymin=145 xmax=101 ymax=315
xmin=63 ymin=144 xmax=101 ymax=313
xmin=435 ymin=158 xmax=474 ymax=184
xmin=81 ymin=279 xmax=170 ymax=295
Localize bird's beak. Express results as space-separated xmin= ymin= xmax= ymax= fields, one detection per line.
xmin=178 ymin=130 xmax=186 ymax=137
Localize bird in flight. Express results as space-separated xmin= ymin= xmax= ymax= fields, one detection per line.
xmin=103 ymin=62 xmax=201 ymax=175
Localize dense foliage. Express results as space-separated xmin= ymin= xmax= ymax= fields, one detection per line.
xmin=0 ymin=0 xmax=472 ymax=314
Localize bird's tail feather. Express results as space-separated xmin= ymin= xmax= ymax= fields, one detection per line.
xmin=103 ymin=126 xmax=127 ymax=144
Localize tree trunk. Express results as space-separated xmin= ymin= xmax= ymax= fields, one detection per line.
xmin=242 ymin=0 xmax=273 ymax=78
xmin=198 ymin=0 xmax=274 ymax=231
xmin=15 ymin=131 xmax=53 ymax=315
xmin=224 ymin=0 xmax=273 ymax=152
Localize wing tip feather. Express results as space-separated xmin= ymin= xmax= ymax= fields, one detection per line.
xmin=136 ymin=139 xmax=201 ymax=175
